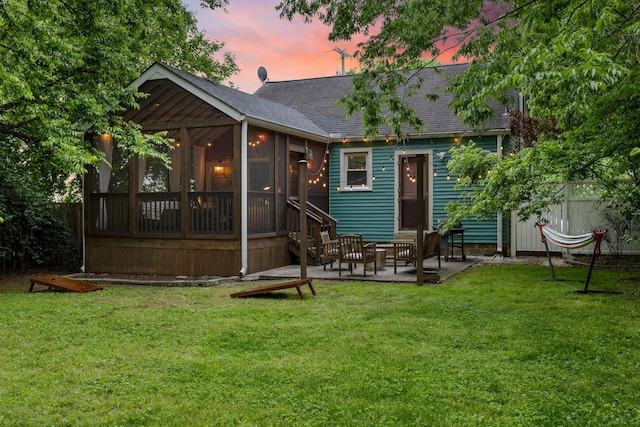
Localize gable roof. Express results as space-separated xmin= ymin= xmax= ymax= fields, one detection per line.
xmin=129 ymin=62 xmax=329 ymax=140
xmin=253 ymin=63 xmax=512 ymax=139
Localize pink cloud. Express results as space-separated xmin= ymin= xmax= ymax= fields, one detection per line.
xmin=185 ymin=0 xmax=459 ymax=93
xmin=186 ymin=0 xmax=362 ymax=92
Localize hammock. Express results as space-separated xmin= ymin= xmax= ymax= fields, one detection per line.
xmin=537 ymin=223 xmax=607 ymax=293
xmin=539 ymin=225 xmax=600 ymax=250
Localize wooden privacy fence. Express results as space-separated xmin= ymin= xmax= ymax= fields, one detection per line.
xmin=515 ymin=182 xmax=640 ymax=256
xmin=57 ymin=203 xmax=83 ymax=254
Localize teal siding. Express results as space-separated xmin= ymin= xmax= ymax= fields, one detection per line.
xmin=329 ymin=136 xmax=504 ymax=244
xmin=432 ymin=137 xmax=499 ymax=245
xmin=330 ymin=142 xmax=396 ymax=242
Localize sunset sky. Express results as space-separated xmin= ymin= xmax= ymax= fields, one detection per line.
xmin=184 ymin=0 xmax=364 ymax=93
xmin=184 ymin=1 xmax=464 ymax=94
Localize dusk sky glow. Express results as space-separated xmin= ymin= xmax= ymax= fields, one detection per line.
xmin=184 ymin=0 xmax=463 ymax=94
xmin=185 ymin=0 xmax=364 ymax=93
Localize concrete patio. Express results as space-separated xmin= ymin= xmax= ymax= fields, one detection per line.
xmin=246 ymin=254 xmax=481 ymax=284
xmin=70 ymin=254 xmax=489 ymax=287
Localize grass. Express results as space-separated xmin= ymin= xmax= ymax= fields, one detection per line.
xmin=1 ymin=264 xmax=639 ymax=426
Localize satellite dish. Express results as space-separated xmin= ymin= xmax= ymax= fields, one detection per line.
xmin=257 ymin=66 xmax=268 ymax=83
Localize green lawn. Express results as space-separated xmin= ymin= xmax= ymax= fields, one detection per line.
xmin=1 ymin=264 xmax=639 ymax=426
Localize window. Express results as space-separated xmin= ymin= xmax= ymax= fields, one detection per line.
xmin=340 ymin=148 xmax=372 ymax=191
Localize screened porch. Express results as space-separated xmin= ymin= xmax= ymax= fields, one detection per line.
xmin=86 ymin=126 xmax=329 ymax=238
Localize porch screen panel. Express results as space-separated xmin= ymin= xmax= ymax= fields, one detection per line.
xmin=137 ymin=129 xmax=181 ymax=233
xmin=188 ymin=126 xmax=233 ymax=233
xmin=307 ymin=140 xmax=329 ymax=212
xmin=277 ymin=134 xmax=287 ymax=232
xmin=90 ymin=134 xmax=129 ymax=233
xmin=248 ymin=128 xmax=275 ymax=234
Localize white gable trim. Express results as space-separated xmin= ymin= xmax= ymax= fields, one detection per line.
xmin=246 ymin=117 xmax=329 ymax=143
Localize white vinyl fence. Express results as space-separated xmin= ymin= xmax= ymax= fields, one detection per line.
xmin=515 ymin=182 xmax=640 ymax=256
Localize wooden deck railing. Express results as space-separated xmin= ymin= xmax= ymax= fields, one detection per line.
xmin=88 ymin=192 xmax=234 ymax=235
xmin=88 ymin=192 xmax=310 ymax=237
xmin=88 ymin=193 xmax=129 ymax=233
xmin=189 ymin=192 xmax=233 ymax=233
xmin=287 ymin=200 xmax=337 ymax=263
xmin=138 ymin=192 xmax=181 ymax=233
xmin=248 ymin=192 xmax=275 ymax=234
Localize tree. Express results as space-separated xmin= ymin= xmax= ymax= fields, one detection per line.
xmin=0 ymin=0 xmax=237 ymax=267
xmin=277 ymin=0 xmax=640 ymax=230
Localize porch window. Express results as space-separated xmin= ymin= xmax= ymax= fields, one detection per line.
xmin=248 ymin=128 xmax=275 ymax=234
xmin=189 ymin=126 xmax=234 ymax=233
xmin=277 ymin=134 xmax=287 ymax=232
xmin=90 ymin=134 xmax=129 ymax=232
xmin=340 ymin=148 xmax=372 ymax=191
xmin=137 ymin=129 xmax=181 ymax=233
xmin=307 ymin=140 xmax=330 ymax=212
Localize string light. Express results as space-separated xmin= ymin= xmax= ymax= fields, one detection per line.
xmin=306 ymin=144 xmax=331 ymax=190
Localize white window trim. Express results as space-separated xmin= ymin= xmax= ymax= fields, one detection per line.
xmin=339 ymin=147 xmax=373 ymax=191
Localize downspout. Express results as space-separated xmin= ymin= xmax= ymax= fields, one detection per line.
xmin=239 ymin=119 xmax=249 ymax=277
xmin=496 ymin=134 xmax=504 ymax=255
xmin=81 ymin=174 xmax=86 ymax=272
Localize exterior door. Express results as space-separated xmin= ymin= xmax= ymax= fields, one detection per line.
xmin=399 ymin=155 xmax=429 ymax=230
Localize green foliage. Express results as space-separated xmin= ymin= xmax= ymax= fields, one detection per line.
xmin=446 ymin=139 xmax=570 ymax=223
xmin=0 ymin=0 xmax=237 ymax=208
xmin=0 ymin=150 xmax=80 ymax=271
xmin=277 ymin=0 xmax=640 ymax=225
xmin=0 ymin=0 xmax=239 ymax=266
xmin=1 ymin=266 xmax=639 ymax=424
xmin=599 ymin=206 xmax=637 ymax=257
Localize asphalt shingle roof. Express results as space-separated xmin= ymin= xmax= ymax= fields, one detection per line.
xmin=253 ymin=63 xmax=512 ymax=138
xmin=161 ymin=63 xmax=329 ymax=138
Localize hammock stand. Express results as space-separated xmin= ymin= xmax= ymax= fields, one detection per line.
xmin=538 ymin=223 xmax=610 ymax=293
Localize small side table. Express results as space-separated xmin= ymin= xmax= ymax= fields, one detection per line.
xmin=375 ymin=248 xmax=387 ymax=270
xmin=445 ymin=227 xmax=466 ymax=261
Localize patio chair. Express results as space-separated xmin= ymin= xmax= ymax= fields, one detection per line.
xmin=338 ymin=234 xmax=377 ymax=276
xmin=320 ymin=231 xmax=340 ymax=270
xmin=393 ymin=231 xmax=442 ymax=273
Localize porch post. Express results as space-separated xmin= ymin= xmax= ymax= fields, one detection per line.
xmin=299 ymin=157 xmax=308 ymax=279
xmin=416 ymin=153 xmax=425 ymax=286
xmin=240 ymin=120 xmax=248 ymax=277
xmin=496 ymin=134 xmax=503 ymax=255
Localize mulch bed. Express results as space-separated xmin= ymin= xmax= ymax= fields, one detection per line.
xmin=0 ymin=268 xmax=237 ymax=293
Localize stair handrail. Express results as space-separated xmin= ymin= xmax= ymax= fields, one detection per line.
xmin=287 ymin=200 xmax=337 ymax=264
